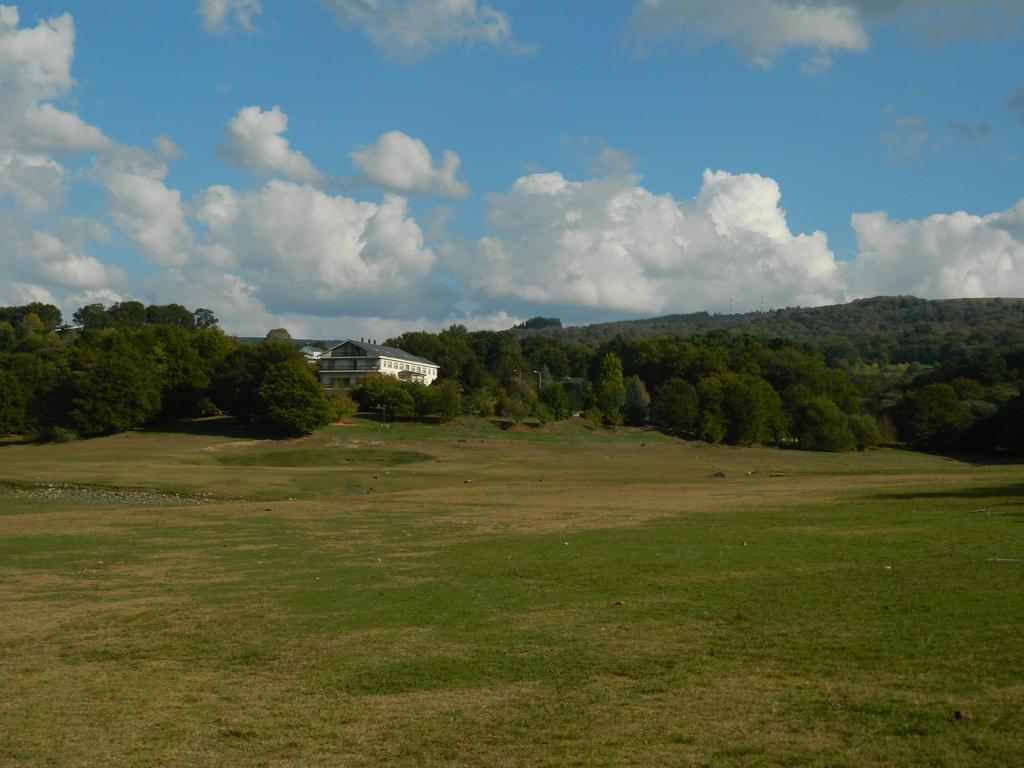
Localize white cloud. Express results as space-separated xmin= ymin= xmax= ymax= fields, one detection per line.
xmin=193 ymin=179 xmax=449 ymax=318
xmin=197 ymin=0 xmax=262 ymax=35
xmin=0 ymin=281 xmax=56 ymax=307
xmin=318 ymin=0 xmax=529 ymax=62
xmin=844 ymin=202 xmax=1024 ymax=299
xmin=153 ymin=135 xmax=185 ymax=160
xmin=350 ymin=130 xmax=469 ymax=199
xmin=626 ymin=0 xmax=1021 ymax=70
xmin=452 ymin=169 xmax=842 ymax=317
xmin=0 ymin=211 xmax=122 ymax=298
xmin=0 ymin=151 xmax=65 ymax=211
xmin=93 ymin=147 xmax=194 ymax=268
xmin=0 ymin=7 xmax=110 ymax=153
xmin=627 ymin=0 xmax=869 ymax=69
xmin=221 ymin=106 xmax=327 ymax=186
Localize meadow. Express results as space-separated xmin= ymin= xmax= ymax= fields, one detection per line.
xmin=1 ymin=417 xmax=1022 ymax=767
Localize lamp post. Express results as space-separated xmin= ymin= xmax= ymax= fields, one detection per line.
xmin=533 ymin=369 xmax=542 ymax=390
xmin=513 ymin=368 xmax=521 ymax=386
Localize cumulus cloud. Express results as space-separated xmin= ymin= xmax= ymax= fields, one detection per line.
xmin=93 ymin=147 xmax=194 ymax=268
xmin=193 ymin=179 xmax=451 ymax=318
xmin=626 ymin=0 xmax=1021 ymax=70
xmin=0 ymin=152 xmax=65 ymax=211
xmin=451 ymin=169 xmax=842 ymax=318
xmin=197 ymin=0 xmax=262 ymax=35
xmin=221 ymin=106 xmax=327 ymax=185
xmin=0 ymin=7 xmax=110 ymax=153
xmin=844 ymin=202 xmax=1024 ymax=299
xmin=350 ymin=131 xmax=469 ymax=199
xmin=0 ymin=211 xmax=121 ymax=299
xmin=318 ymin=0 xmax=529 ymax=62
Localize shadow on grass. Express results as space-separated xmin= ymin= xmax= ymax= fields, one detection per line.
xmin=137 ymin=417 xmax=294 ymax=441
xmin=874 ymin=483 xmax=1024 ymax=501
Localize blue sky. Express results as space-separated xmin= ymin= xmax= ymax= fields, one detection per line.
xmin=1 ymin=0 xmax=1023 ymax=336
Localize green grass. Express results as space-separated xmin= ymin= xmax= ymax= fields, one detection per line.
xmin=1 ymin=416 xmax=1022 ymax=766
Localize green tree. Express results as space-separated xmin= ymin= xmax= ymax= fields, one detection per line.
xmin=192 ymin=307 xmax=219 ymax=329
xmin=67 ymin=331 xmax=163 ymax=436
xmin=146 ymin=303 xmax=196 ymax=328
xmin=353 ymin=374 xmax=415 ymax=419
xmin=699 ymin=373 xmax=784 ymax=445
xmin=0 ymin=322 xmax=15 ymax=352
xmin=73 ymin=303 xmax=111 ymax=330
xmin=433 ymin=380 xmax=463 ymax=422
xmin=623 ymin=375 xmax=651 ymax=426
xmin=327 ymin=388 xmax=358 ymax=420
xmin=107 ymin=301 xmax=147 ymax=328
xmin=896 ymin=383 xmax=973 ymax=448
xmin=793 ymin=397 xmax=855 ymax=451
xmin=651 ymin=378 xmax=699 ymax=435
xmin=258 ymin=359 xmax=331 ymax=435
xmin=266 ymin=328 xmax=292 ymax=342
xmin=847 ymin=413 xmax=881 ymax=451
xmin=538 ymin=382 xmax=571 ymax=421
xmin=594 ymin=353 xmax=625 ymax=426
xmin=470 ymin=388 xmax=496 ymax=417
xmin=214 ymin=340 xmax=328 ymax=434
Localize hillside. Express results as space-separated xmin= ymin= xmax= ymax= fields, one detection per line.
xmin=525 ymin=296 xmax=1024 ymax=364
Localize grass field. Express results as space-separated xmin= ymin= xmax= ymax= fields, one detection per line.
xmin=1 ymin=417 xmax=1022 ymax=767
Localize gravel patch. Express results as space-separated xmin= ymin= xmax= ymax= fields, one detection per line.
xmin=0 ymin=480 xmax=219 ymax=507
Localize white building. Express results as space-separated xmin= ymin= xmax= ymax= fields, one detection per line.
xmin=319 ymin=339 xmax=440 ymax=389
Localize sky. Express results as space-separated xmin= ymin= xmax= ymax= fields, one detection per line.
xmin=1 ymin=0 xmax=1023 ymax=338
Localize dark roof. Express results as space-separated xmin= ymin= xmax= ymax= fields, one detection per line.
xmin=327 ymin=339 xmax=438 ymax=367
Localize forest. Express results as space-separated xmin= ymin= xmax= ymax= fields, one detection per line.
xmin=1 ymin=298 xmax=1022 ymax=454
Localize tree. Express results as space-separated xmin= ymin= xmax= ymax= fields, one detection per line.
xmin=73 ymin=303 xmax=110 ymax=330
xmin=107 ymin=301 xmax=147 ymax=328
xmin=594 ymin=353 xmax=625 ymax=426
xmin=0 ymin=322 xmax=14 ymax=352
xmin=699 ymin=373 xmax=784 ymax=445
xmin=67 ymin=331 xmax=163 ymax=436
xmin=214 ymin=340 xmax=328 ymax=435
xmin=651 ymin=378 xmax=699 ymax=435
xmin=793 ymin=397 xmax=855 ymax=452
xmin=327 ymin=388 xmax=358 ymax=420
xmin=470 ymin=388 xmax=495 ymax=417
xmin=847 ymin=413 xmax=881 ymax=451
xmin=623 ymin=375 xmax=650 ymax=426
xmin=433 ymin=380 xmax=463 ymax=422
xmin=896 ymin=383 xmax=973 ymax=448
xmin=266 ymin=328 xmax=292 ymax=342
xmin=539 ymin=382 xmax=571 ymax=421
xmin=192 ymin=307 xmax=219 ymax=330
xmin=352 ymin=374 xmax=415 ymax=419
xmin=146 ymin=303 xmax=195 ymax=328
xmin=258 ymin=360 xmax=330 ymax=435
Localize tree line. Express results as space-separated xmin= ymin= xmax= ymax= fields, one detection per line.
xmin=2 ymin=300 xmax=1022 ymax=453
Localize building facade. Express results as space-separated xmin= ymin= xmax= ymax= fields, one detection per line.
xmin=319 ymin=339 xmax=440 ymax=389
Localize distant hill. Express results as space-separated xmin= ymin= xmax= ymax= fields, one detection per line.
xmin=522 ymin=296 xmax=1024 ymax=365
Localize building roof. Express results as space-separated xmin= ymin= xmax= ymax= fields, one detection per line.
xmin=326 ymin=339 xmax=439 ymax=367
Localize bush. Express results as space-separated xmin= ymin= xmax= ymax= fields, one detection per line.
xmin=327 ymin=389 xmax=358 ymax=420
xmin=38 ymin=425 xmax=77 ymax=443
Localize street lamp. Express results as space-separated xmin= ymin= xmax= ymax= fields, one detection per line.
xmin=513 ymin=368 xmax=521 ymax=385
xmin=533 ymin=369 xmax=542 ymax=390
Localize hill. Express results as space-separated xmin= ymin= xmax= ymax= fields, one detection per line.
xmin=524 ymin=296 xmax=1024 ymax=365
